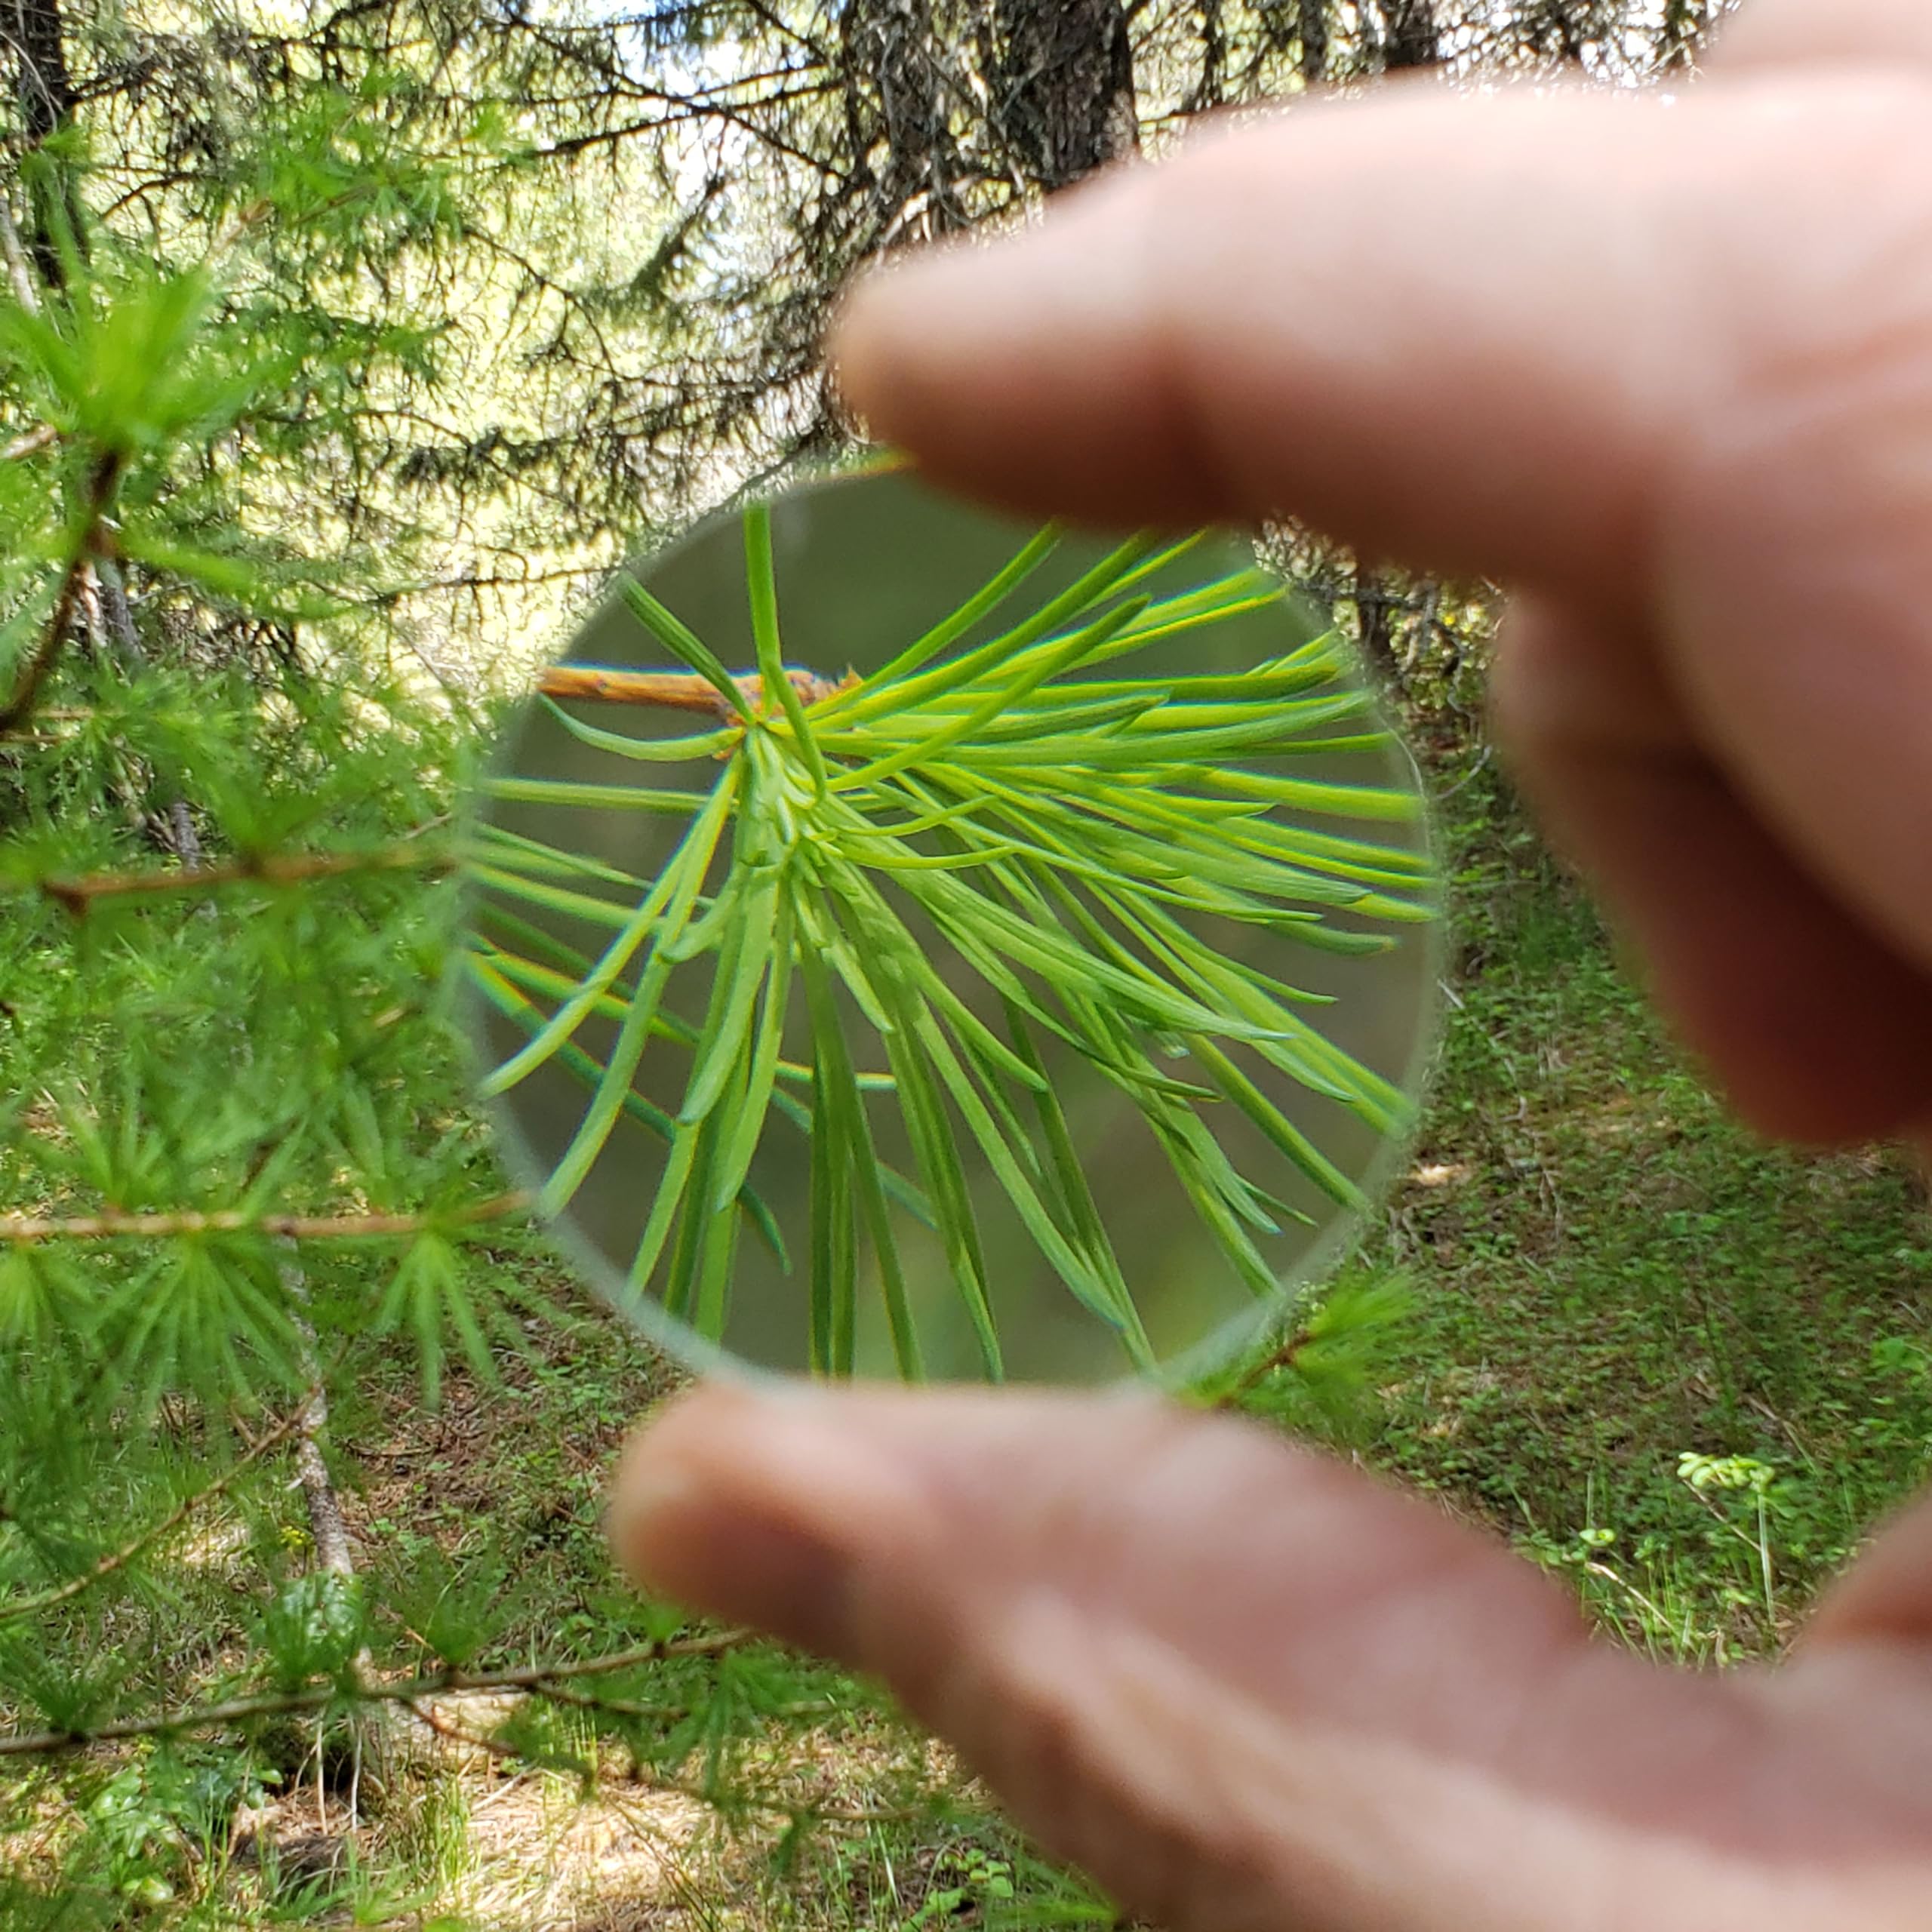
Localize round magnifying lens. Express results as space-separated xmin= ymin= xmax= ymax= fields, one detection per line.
xmin=458 ymin=462 xmax=1441 ymax=1386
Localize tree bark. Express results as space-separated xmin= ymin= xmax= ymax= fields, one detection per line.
xmin=992 ymin=0 xmax=1138 ymax=190
xmin=1352 ymin=561 xmax=1401 ymax=688
xmin=5 ymin=0 xmax=83 ymax=286
xmin=1381 ymin=0 xmax=1441 ymax=70
xmin=1297 ymin=0 xmax=1329 ymax=82
xmin=6 ymin=0 xmax=75 ymax=141
xmin=293 ymin=1382 xmax=356 ymax=1581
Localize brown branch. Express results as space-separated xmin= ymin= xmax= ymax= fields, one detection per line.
xmin=0 ymin=1192 xmax=528 ymax=1245
xmin=1216 ymin=1324 xmax=1315 ymax=1408
xmin=0 ymin=1393 xmax=319 ymax=1623
xmin=0 ymin=1628 xmax=755 ymax=1758
xmin=2 ymin=423 xmax=57 ymax=462
xmin=539 ymin=663 xmax=853 ymax=715
xmin=0 ymin=451 xmax=124 ymax=734
xmin=37 ymin=838 xmax=454 ymax=915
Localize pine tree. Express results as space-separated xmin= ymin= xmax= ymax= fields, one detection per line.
xmin=1 ymin=0 xmax=1728 ymax=1917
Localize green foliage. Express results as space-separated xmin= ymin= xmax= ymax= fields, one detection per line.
xmin=0 ymin=0 xmax=1890 ymax=1922
xmin=473 ymin=500 xmax=1434 ymax=1377
xmin=85 ymin=1745 xmax=275 ymax=1906
xmin=1275 ymin=760 xmax=1932 ymax=1663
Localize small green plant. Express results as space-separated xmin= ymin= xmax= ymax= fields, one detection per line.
xmin=466 ymin=493 xmax=1436 ymax=1379
xmin=84 ymin=1744 xmax=275 ymax=1906
xmin=906 ymin=1844 xmax=1016 ymax=1927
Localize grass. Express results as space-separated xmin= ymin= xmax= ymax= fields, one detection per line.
xmin=355 ymin=756 xmax=1929 ymax=1920
xmin=8 ymin=756 xmax=1929 ymax=1925
xmin=1260 ymin=760 xmax=1932 ymax=1663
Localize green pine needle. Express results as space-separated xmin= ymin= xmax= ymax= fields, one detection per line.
xmin=466 ymin=506 xmax=1438 ymax=1379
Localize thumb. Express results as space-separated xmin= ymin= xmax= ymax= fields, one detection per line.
xmin=610 ymin=1383 xmax=1932 ymax=1932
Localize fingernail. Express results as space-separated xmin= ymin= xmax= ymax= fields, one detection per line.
xmin=611 ymin=1389 xmax=907 ymax=1663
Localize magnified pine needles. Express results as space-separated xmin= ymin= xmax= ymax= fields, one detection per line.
xmin=463 ymin=503 xmax=1435 ymax=1380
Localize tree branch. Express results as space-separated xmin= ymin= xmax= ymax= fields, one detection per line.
xmin=0 ymin=451 xmax=122 ymax=734
xmin=0 ymin=1192 xmax=528 ymax=1244
xmin=539 ymin=663 xmax=853 ymax=714
xmin=1216 ymin=1323 xmax=1315 ymax=1407
xmin=0 ymin=1393 xmax=319 ymax=1623
xmin=0 ymin=1628 xmax=754 ymax=1758
xmin=35 ymin=836 xmax=454 ymax=915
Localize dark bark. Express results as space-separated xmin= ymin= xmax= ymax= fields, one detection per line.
xmin=1380 ymin=0 xmax=1441 ymax=69
xmin=1297 ymin=0 xmax=1329 ymax=81
xmin=841 ymin=0 xmax=967 ymax=234
xmin=6 ymin=0 xmax=74 ymax=140
xmin=5 ymin=0 xmax=82 ymax=285
xmin=992 ymin=0 xmax=1138 ymax=189
xmin=1352 ymin=563 xmax=1401 ymax=686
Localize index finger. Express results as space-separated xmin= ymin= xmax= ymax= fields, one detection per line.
xmin=830 ymin=78 xmax=1932 ymax=1141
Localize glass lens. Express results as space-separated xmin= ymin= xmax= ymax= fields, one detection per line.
xmin=460 ymin=464 xmax=1441 ymax=1386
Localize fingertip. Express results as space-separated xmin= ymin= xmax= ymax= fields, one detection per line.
xmin=824 ymin=256 xmax=923 ymax=444
xmin=606 ymin=1382 xmax=740 ymax=1594
xmin=606 ymin=1380 xmax=927 ymax=1661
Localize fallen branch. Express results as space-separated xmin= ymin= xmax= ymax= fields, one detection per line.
xmin=0 ymin=1192 xmax=528 ymax=1244
xmin=2 ymin=423 xmax=57 ymax=462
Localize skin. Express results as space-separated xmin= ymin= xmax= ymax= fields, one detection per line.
xmin=608 ymin=5 xmax=1932 ymax=1926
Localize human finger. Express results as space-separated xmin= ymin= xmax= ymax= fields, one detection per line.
xmin=612 ymin=1381 xmax=1932 ymax=1932
xmin=832 ymin=78 xmax=1932 ymax=1134
xmin=1492 ymin=598 xmax=1932 ymax=1141
xmin=1709 ymin=0 xmax=1932 ymax=72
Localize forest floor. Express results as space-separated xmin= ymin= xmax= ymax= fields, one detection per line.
xmin=242 ymin=765 xmax=1932 ymax=1926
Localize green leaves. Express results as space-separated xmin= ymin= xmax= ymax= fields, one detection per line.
xmin=466 ymin=496 xmax=1438 ymax=1379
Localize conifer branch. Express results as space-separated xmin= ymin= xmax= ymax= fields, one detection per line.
xmin=538 ymin=661 xmax=852 ymax=715
xmin=0 ymin=1192 xmax=528 ymax=1244
xmin=1216 ymin=1324 xmax=1315 ymax=1407
xmin=0 ymin=450 xmax=122 ymax=734
xmin=395 ymin=1696 xmax=945 ymax=1825
xmin=0 ymin=1629 xmax=755 ymax=1758
xmin=35 ymin=837 xmax=455 ymax=914
xmin=0 ymin=1393 xmax=319 ymax=1623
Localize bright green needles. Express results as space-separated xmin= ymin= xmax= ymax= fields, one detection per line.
xmin=462 ymin=477 xmax=1438 ymax=1383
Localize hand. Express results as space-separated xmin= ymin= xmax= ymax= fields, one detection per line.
xmin=611 ymin=6 xmax=1932 ymax=1927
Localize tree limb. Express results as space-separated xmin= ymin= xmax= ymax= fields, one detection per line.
xmin=0 ymin=1627 xmax=755 ymax=1758
xmin=0 ymin=1192 xmax=528 ymax=1244
xmin=0 ymin=451 xmax=123 ymax=734
xmin=35 ymin=835 xmax=454 ymax=914
xmin=0 ymin=1393 xmax=319 ymax=1623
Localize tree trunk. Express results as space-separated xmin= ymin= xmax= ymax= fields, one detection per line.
xmin=1352 ymin=562 xmax=1401 ymax=688
xmin=5 ymin=0 xmax=83 ymax=285
xmin=6 ymin=0 xmax=74 ymax=140
xmin=1381 ymin=0 xmax=1441 ymax=70
xmin=1297 ymin=0 xmax=1329 ymax=82
xmin=283 ymin=1252 xmax=393 ymax=1817
xmin=993 ymin=0 xmax=1138 ymax=190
